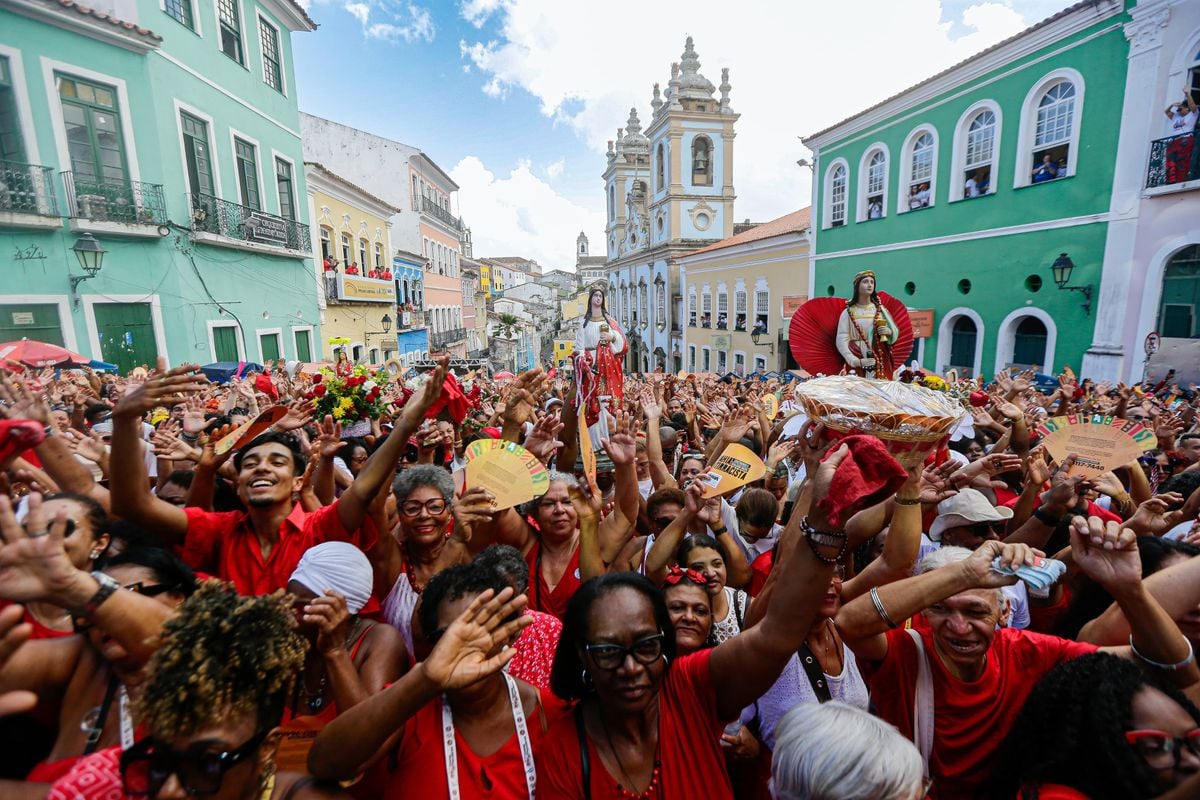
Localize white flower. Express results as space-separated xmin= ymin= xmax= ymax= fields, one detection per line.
xmin=364 ymin=380 xmax=378 ymax=393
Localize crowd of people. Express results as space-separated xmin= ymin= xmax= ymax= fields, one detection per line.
xmin=0 ymin=355 xmax=1199 ymax=799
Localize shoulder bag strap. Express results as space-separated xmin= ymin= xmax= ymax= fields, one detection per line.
xmin=906 ymin=627 xmax=934 ymax=779
xmin=795 ymin=643 xmax=833 ymax=704
xmin=734 ymin=590 xmax=745 ymax=631
xmin=575 ymin=704 xmax=591 ymax=800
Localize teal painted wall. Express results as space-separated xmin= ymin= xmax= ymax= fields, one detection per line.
xmin=0 ymin=0 xmax=320 ymax=368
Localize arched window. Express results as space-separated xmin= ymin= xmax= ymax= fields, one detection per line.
xmin=319 ymin=226 xmax=332 ymax=260
xmin=1158 ymin=244 xmax=1200 ymax=339
xmin=656 ymin=282 xmax=666 ymax=331
xmin=701 ymin=287 xmax=712 ymax=327
xmin=656 ymin=143 xmax=665 ymax=190
xmin=716 ymin=285 xmax=728 ymax=330
xmin=640 ymin=284 xmax=649 ymax=328
xmin=359 ymin=239 xmax=368 ymax=269
xmin=692 ymin=136 xmax=712 ymax=186
xmin=949 ymin=317 xmax=978 ymax=373
xmin=754 ymin=287 xmax=770 ymax=334
xmin=903 ymin=130 xmax=935 ymax=212
xmin=1012 ymin=317 xmax=1048 ymax=366
xmin=965 ymin=110 xmax=996 ymax=197
xmin=826 ymin=161 xmax=847 ymax=228
xmin=340 ymin=233 xmax=352 ymax=265
xmin=858 ymin=146 xmax=888 ymax=222
xmin=734 ymin=288 xmax=747 ymax=331
xmin=1017 ymin=71 xmax=1084 ymax=186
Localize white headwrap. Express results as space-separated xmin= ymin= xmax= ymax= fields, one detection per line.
xmin=289 ymin=542 xmax=373 ymax=614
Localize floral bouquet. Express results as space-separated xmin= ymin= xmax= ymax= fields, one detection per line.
xmin=307 ymin=364 xmax=389 ymax=422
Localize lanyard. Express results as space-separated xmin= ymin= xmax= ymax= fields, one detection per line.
xmin=118 ymin=686 xmax=135 ymax=750
xmin=441 ymin=673 xmax=536 ymax=799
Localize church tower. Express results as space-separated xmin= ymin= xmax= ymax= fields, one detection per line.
xmin=603 ymin=107 xmax=652 ymax=262
xmin=577 ymin=231 xmax=589 ymax=259
xmin=644 ymin=37 xmax=738 ymax=245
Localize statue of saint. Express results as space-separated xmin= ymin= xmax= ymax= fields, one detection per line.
xmin=573 ymin=288 xmax=627 ymax=448
xmin=836 ymin=270 xmax=898 ymax=378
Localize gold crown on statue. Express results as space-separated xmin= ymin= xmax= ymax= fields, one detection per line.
xmin=853 ymin=270 xmax=876 ymax=282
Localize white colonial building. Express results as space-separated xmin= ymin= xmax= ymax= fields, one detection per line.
xmin=604 ymin=37 xmax=739 ymax=372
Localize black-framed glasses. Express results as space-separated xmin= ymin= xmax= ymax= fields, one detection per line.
xmin=73 ymin=583 xmax=174 ymax=633
xmin=400 ymin=498 xmax=447 ymax=517
xmin=585 ymin=633 xmax=666 ymax=671
xmin=966 ymin=522 xmax=1000 ymax=539
xmin=120 ymin=729 xmax=268 ymax=796
xmin=1125 ymin=728 xmax=1200 ymax=769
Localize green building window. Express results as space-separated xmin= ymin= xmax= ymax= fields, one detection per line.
xmin=180 ymin=111 xmax=214 ymax=197
xmin=1032 ymin=81 xmax=1074 ymax=182
xmin=963 ymin=109 xmax=995 ymax=198
xmin=58 ymin=74 xmax=127 ymax=186
xmin=218 ymin=0 xmax=244 ymax=64
xmin=164 ymin=0 xmax=195 ymax=30
xmin=864 ymin=150 xmax=886 ymax=220
xmin=275 ymin=157 xmax=295 ymax=220
xmin=1158 ymin=245 xmax=1200 ymax=339
xmin=906 ymin=132 xmax=934 ymax=210
xmin=1012 ymin=317 xmax=1048 ymax=367
xmin=0 ymin=56 xmax=27 ymax=163
xmin=948 ymin=316 xmax=977 ymax=374
xmin=234 ymin=137 xmax=260 ymax=210
xmin=259 ymin=18 xmax=283 ymax=93
xmin=829 ymin=163 xmax=847 ymax=227
xmin=212 ymin=325 xmax=239 ymax=362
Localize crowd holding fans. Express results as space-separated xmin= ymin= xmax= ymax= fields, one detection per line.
xmin=0 ymin=356 xmax=1199 ymax=799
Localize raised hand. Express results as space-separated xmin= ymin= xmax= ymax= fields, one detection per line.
xmin=0 ymin=493 xmax=83 ymax=604
xmin=959 ymin=539 xmax=1043 ymax=589
xmin=397 ymin=355 xmax=449 ymax=429
xmin=313 ymin=415 xmax=346 ymax=460
xmin=796 ymin=420 xmax=833 ymax=476
xmin=276 ymin=398 xmax=315 ymax=433
xmin=452 ymin=486 xmax=498 ymax=542
xmin=181 ymin=396 xmax=212 ymax=436
xmin=523 ymin=413 xmax=565 ymax=464
xmin=0 ymin=374 xmax=51 ymax=425
xmin=1126 ymin=493 xmax=1186 ymax=537
xmin=1039 ymin=455 xmax=1089 ymax=514
xmin=302 ymin=591 xmax=352 ymax=657
xmin=918 ymin=460 xmax=960 ymax=505
xmin=420 ymin=588 xmax=531 ymax=691
xmin=601 ymin=409 xmax=639 ymax=466
xmin=114 ymin=359 xmax=207 ymax=420
xmin=951 ymin=452 xmax=1022 ymax=490
xmin=1069 ymin=516 xmax=1141 ymax=590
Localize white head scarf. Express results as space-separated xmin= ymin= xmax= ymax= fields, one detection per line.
xmin=289 ymin=542 xmax=373 ymax=614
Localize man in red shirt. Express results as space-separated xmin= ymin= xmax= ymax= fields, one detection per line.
xmin=837 ymin=518 xmax=1198 ymax=799
xmin=109 ymin=357 xmax=449 ymax=595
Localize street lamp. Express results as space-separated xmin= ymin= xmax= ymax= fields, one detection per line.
xmin=750 ymin=321 xmax=774 ymax=354
xmin=70 ymin=233 xmax=106 ymax=308
xmin=381 ymin=313 xmax=392 ymax=334
xmin=1049 ymin=253 xmax=1093 ymax=316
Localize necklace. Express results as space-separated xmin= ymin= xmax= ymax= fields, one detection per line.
xmin=807 ymin=619 xmax=843 ymax=674
xmin=599 ymin=711 xmax=661 ymax=798
xmin=402 ymin=540 xmax=439 ymax=594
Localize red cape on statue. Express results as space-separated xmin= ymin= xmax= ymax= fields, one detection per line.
xmin=789 ymin=292 xmax=914 ymax=376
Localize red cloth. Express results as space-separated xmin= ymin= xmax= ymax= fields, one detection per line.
xmin=1021 ymin=785 xmax=1091 ymax=799
xmin=538 ymin=648 xmax=733 ymax=799
xmin=47 ymin=746 xmax=122 ymax=800
xmin=0 ymin=601 xmax=74 ymax=639
xmin=859 ymin=626 xmax=1096 ymax=799
xmin=748 ymin=549 xmax=773 ymax=597
xmin=0 ymin=419 xmax=45 ymax=467
xmin=506 ymin=610 xmax=563 ymax=690
xmin=1001 ymin=495 xmax=1122 ymax=525
xmin=382 ymin=687 xmax=570 ymax=799
xmin=254 ymin=373 xmax=279 ymax=401
xmin=816 ymin=434 xmax=908 ymax=526
xmin=424 ymin=374 xmax=470 ymax=424
xmin=180 ymin=501 xmax=375 ymax=596
xmin=525 ymin=542 xmax=583 ymax=621
xmin=27 ymin=756 xmax=78 ymax=783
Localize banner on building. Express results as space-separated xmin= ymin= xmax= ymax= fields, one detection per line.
xmin=337 ymin=275 xmax=396 ymax=303
xmin=908 ymin=309 xmax=935 ymax=339
xmin=782 ymin=295 xmax=808 ymax=319
xmin=713 ymin=334 xmax=732 ymax=350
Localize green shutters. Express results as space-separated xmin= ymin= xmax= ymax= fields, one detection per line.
xmin=275 ymin=157 xmax=295 ymax=220
xmin=218 ymin=0 xmax=244 ymax=64
xmin=948 ymin=317 xmax=978 ymax=372
xmin=94 ymin=303 xmax=158 ymax=374
xmin=0 ymin=57 xmax=26 ymax=163
xmin=163 ymin=0 xmax=195 ymax=30
xmin=293 ymin=329 xmax=312 ymax=361
xmin=0 ymin=304 xmax=64 ymax=346
xmin=234 ymin=137 xmax=260 ymax=209
xmin=259 ymin=19 xmax=282 ymax=93
xmin=58 ymin=75 xmax=126 ymax=185
xmin=259 ymin=332 xmax=280 ymax=362
xmin=180 ymin=112 xmax=214 ymax=197
xmin=212 ymin=325 xmax=239 ymax=362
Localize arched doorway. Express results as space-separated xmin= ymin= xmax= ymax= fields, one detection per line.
xmin=1012 ymin=317 xmax=1048 ymax=368
xmin=1158 ymin=244 xmax=1200 ymax=339
xmin=949 ymin=317 xmax=978 ymax=374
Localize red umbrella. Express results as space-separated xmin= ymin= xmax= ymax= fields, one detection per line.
xmin=494 ymin=371 xmax=515 ymax=381
xmin=788 ymin=293 xmax=913 ymax=376
xmin=0 ymin=339 xmax=92 ymax=369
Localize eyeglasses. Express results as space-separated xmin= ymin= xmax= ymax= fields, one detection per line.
xmin=120 ymin=729 xmax=268 ymax=796
xmin=1125 ymin=729 xmax=1200 ymax=768
xmin=585 ymin=633 xmax=666 ymax=671
xmin=399 ymin=498 xmax=448 ymax=517
xmin=73 ymin=582 xmax=175 ymax=633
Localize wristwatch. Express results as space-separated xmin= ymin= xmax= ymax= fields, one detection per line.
xmin=70 ymin=571 xmax=120 ymax=620
xmin=1033 ymin=507 xmax=1062 ymax=527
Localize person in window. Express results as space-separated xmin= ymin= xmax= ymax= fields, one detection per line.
xmin=1032 ymin=154 xmax=1059 ymax=183
xmin=965 ymin=168 xmax=989 ymax=198
xmin=908 ymin=185 xmax=923 ymax=211
xmin=868 ymin=199 xmax=883 ymax=219
xmin=1165 ymin=88 xmax=1197 ymax=184
xmin=914 ymin=182 xmax=931 ymax=208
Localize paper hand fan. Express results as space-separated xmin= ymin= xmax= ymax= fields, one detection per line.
xmin=699 ymin=443 xmax=767 ymax=499
xmin=1035 ymin=415 xmax=1157 ymax=477
xmin=212 ymin=406 xmax=289 ymax=456
xmin=465 ymin=443 xmax=549 ymax=510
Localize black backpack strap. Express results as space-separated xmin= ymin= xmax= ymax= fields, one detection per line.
xmin=796 ymin=643 xmax=833 ymax=704
xmin=575 ymin=704 xmax=591 ymax=800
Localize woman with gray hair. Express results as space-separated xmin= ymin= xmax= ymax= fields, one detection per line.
xmin=770 ymin=702 xmax=926 ymax=800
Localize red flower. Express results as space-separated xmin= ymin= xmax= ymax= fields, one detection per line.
xmin=313 ymin=373 xmax=323 ymax=384
xmin=313 ymin=384 xmax=327 ymax=398
xmin=345 ymin=376 xmax=365 ymax=388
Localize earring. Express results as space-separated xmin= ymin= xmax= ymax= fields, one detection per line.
xmin=580 ymin=668 xmax=593 ymax=689
xmin=662 ymin=655 xmax=670 ymax=666
xmin=89 ymin=550 xmax=100 ymax=561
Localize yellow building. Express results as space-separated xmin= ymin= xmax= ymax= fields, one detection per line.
xmin=479 ymin=263 xmax=492 ymax=297
xmin=554 ymin=338 xmax=575 ymax=364
xmin=306 ymin=162 xmax=401 ymax=364
xmin=678 ymin=209 xmax=811 ymax=375
xmin=560 ymin=288 xmax=593 ymax=323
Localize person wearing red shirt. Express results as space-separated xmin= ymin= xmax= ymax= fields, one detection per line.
xmin=108 ymin=357 xmax=450 ymax=596
xmin=837 ymin=518 xmax=1199 ymax=800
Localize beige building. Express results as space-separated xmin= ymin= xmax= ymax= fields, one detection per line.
xmin=306 ymin=162 xmax=400 ymax=364
xmin=679 ymin=208 xmax=811 ymax=375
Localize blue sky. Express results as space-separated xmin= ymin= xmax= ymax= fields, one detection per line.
xmin=292 ymin=0 xmax=1077 ymax=270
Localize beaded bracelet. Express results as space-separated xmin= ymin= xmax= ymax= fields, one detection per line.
xmin=894 ymin=495 xmax=921 ymax=506
xmin=800 ymin=516 xmax=848 ymax=565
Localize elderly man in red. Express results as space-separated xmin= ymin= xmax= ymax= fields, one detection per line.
xmin=110 ymin=357 xmax=449 ymax=595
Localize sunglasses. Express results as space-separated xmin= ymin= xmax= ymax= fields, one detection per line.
xmin=585 ymin=633 xmax=666 ymax=671
xmin=120 ymin=729 xmax=268 ymax=796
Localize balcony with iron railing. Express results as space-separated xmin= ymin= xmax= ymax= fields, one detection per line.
xmin=190 ymin=192 xmax=311 ymax=255
xmin=421 ymin=196 xmax=462 ymax=231
xmin=1146 ymin=133 xmax=1199 ymax=193
xmin=430 ymin=327 xmax=467 ymax=349
xmin=0 ymin=161 xmax=59 ymax=227
xmin=63 ymin=172 xmax=166 ymax=236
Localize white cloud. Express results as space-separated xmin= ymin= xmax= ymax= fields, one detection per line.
xmin=343 ymin=1 xmax=370 ymax=25
xmin=451 ymin=156 xmax=604 ymax=269
xmin=321 ymin=1 xmax=435 ymax=43
xmin=457 ymin=0 xmax=1030 ymax=225
xmin=545 ymin=158 xmax=565 ymax=178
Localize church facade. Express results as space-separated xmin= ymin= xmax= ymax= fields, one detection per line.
xmin=604 ymin=37 xmax=738 ymax=373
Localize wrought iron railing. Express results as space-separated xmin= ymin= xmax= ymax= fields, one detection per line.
xmin=0 ymin=161 xmax=58 ymax=217
xmin=1146 ymin=133 xmax=1198 ymax=189
xmin=466 ymin=348 xmax=488 ymax=359
xmin=190 ymin=192 xmax=311 ymax=252
xmin=63 ymin=172 xmax=165 ymax=225
xmin=430 ymin=327 xmax=467 ymax=349
xmin=421 ymin=196 xmax=462 ymax=230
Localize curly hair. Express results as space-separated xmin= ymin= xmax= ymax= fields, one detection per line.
xmin=135 ymin=581 xmax=306 ymax=737
xmin=988 ymin=652 xmax=1200 ymax=799
xmin=416 ymin=562 xmax=509 ymax=641
xmin=392 ymin=463 xmax=454 ymax=503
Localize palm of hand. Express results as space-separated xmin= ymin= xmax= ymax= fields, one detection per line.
xmin=606 ymin=433 xmax=635 ymax=464
xmin=0 ymin=537 xmax=76 ymax=602
xmin=423 ymin=625 xmax=500 ymax=690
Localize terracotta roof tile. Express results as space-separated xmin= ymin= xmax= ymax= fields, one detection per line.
xmin=52 ymin=0 xmax=163 ymax=41
xmin=682 ymin=208 xmax=811 ymax=258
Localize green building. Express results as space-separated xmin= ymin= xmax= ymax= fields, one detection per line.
xmin=0 ymin=0 xmax=320 ymax=371
xmin=803 ymin=0 xmax=1132 ymax=379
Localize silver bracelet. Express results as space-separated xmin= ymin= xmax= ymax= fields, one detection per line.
xmin=1129 ymin=635 xmax=1195 ymax=671
xmin=870 ymin=587 xmax=900 ymax=629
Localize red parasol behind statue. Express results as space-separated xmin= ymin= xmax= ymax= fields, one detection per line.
xmin=788 ymin=292 xmax=914 ymax=377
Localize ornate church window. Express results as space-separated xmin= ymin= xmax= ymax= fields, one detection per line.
xmin=656 ymin=143 xmax=665 ymax=190
xmin=692 ymin=136 xmax=712 ymax=186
